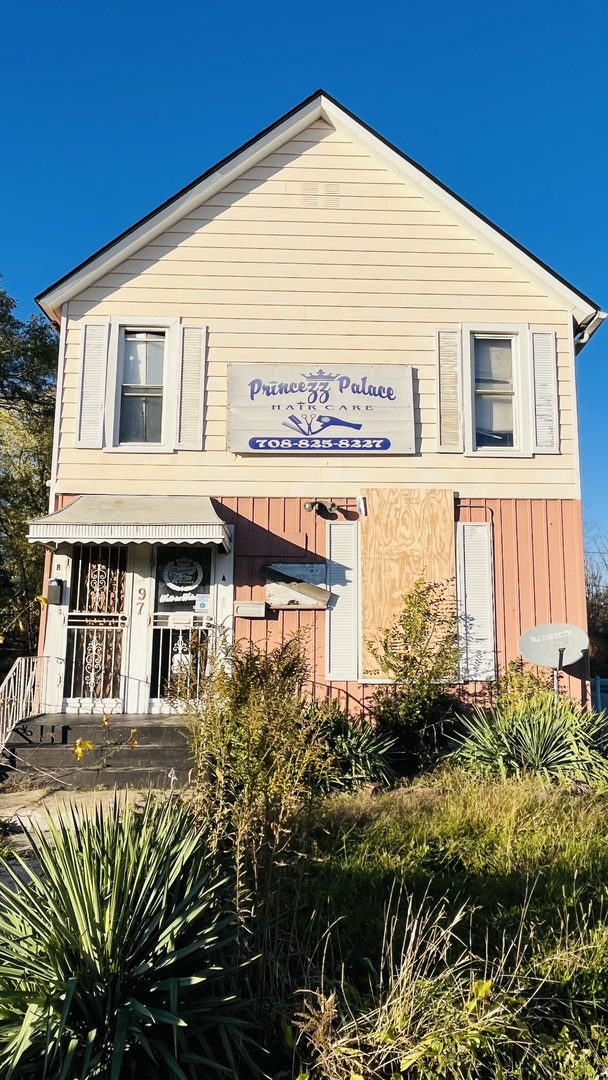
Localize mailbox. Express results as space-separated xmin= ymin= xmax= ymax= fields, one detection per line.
xmin=47 ymin=579 xmax=64 ymax=605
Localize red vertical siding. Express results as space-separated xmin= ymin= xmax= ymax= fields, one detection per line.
xmin=216 ymin=495 xmax=366 ymax=713
xmin=458 ymin=498 xmax=587 ymax=695
xmin=48 ymin=493 xmax=588 ymax=708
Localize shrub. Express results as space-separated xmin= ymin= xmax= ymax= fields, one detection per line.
xmin=452 ymin=691 xmax=608 ymax=784
xmin=366 ymin=577 xmax=460 ymax=771
xmin=0 ymin=795 xmax=252 ymax=1079
xmin=183 ymin=636 xmax=333 ymax=867
xmin=489 ymin=658 xmax=554 ymax=708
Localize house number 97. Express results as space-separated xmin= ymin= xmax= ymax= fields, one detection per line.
xmin=136 ymin=587 xmax=146 ymax=615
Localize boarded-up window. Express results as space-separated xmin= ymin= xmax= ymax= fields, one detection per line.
xmin=456 ymin=521 xmax=496 ymax=681
xmin=326 ymin=522 xmax=359 ymax=681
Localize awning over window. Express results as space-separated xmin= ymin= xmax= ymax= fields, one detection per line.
xmin=28 ymin=496 xmax=231 ymax=551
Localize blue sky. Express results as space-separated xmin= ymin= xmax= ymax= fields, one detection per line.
xmin=1 ymin=0 xmax=606 ymax=528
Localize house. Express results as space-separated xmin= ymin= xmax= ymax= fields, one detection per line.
xmin=27 ymin=90 xmax=605 ymax=718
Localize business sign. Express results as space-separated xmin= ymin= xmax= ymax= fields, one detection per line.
xmin=228 ymin=364 xmax=415 ymax=454
xmin=155 ymin=548 xmax=212 ymax=613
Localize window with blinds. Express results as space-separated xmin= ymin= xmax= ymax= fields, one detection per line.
xmin=473 ymin=335 xmax=515 ymax=449
xmin=119 ymin=330 xmax=165 ymax=444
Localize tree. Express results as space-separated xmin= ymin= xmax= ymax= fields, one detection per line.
xmin=586 ymin=525 xmax=608 ymax=677
xmin=0 ymin=286 xmax=57 ymax=420
xmin=0 ymin=284 xmax=57 ymax=668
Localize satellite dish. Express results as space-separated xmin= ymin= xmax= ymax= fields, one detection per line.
xmin=518 ymin=623 xmax=589 ymax=669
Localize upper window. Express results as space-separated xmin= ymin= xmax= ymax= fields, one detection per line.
xmin=437 ymin=324 xmax=558 ymax=458
xmin=119 ymin=330 xmax=165 ymax=444
xmin=76 ymin=316 xmax=207 ymax=452
xmin=473 ymin=334 xmax=514 ymax=449
xmin=463 ymin=324 xmax=531 ymax=457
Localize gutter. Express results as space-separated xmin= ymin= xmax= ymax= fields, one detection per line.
xmin=575 ymin=310 xmax=607 ymax=354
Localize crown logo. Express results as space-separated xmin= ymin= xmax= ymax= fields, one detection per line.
xmin=301 ymin=368 xmax=341 ymax=381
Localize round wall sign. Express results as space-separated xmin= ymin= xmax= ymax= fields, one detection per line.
xmin=518 ymin=623 xmax=589 ymax=669
xmin=163 ymin=557 xmax=204 ymax=593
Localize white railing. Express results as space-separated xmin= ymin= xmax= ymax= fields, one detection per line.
xmin=0 ymin=656 xmax=49 ymax=755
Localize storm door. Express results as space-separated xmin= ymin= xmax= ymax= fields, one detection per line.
xmin=64 ymin=545 xmax=128 ymax=713
xmin=149 ymin=546 xmax=213 ymax=712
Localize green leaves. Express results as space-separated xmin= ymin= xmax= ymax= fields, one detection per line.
xmin=0 ymin=795 xmax=251 ymax=1079
xmin=0 ymin=283 xmax=56 ymax=651
xmin=453 ymin=692 xmax=608 ymax=784
xmin=366 ymin=576 xmax=459 ymax=772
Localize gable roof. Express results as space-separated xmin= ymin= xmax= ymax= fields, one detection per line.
xmin=36 ymin=90 xmax=605 ymax=342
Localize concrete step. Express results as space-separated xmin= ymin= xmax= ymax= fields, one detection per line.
xmin=6 ymin=744 xmax=193 ymax=769
xmin=9 ymin=721 xmax=191 ymax=748
xmin=2 ymin=714 xmax=197 ymax=791
xmin=7 ymin=764 xmax=194 ymax=790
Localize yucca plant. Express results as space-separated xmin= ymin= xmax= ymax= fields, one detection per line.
xmin=0 ymin=795 xmax=254 ymax=1079
xmin=307 ymin=699 xmax=397 ymax=791
xmin=453 ymin=692 xmax=608 ymax=784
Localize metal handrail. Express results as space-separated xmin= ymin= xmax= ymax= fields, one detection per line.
xmin=0 ymin=656 xmax=49 ymax=755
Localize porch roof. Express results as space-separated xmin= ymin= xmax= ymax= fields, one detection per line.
xmin=28 ymin=496 xmax=231 ymax=551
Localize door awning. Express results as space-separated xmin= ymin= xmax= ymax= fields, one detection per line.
xmin=28 ymin=496 xmax=231 ymax=551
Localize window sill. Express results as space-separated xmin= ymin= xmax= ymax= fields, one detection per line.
xmin=463 ymin=448 xmax=534 ymax=459
xmin=102 ymin=444 xmax=177 ymax=455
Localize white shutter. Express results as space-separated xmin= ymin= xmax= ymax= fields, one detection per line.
xmin=532 ymin=330 xmax=559 ymax=452
xmin=76 ymin=323 xmax=109 ymax=448
xmin=326 ymin=522 xmax=359 ymax=681
xmin=456 ymin=522 xmax=496 ymax=681
xmin=437 ymin=330 xmax=463 ymax=451
xmin=177 ymin=326 xmax=207 ymax=449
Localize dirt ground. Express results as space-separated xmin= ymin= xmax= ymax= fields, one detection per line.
xmin=0 ymin=788 xmax=147 ymax=866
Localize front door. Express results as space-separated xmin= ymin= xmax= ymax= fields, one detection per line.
xmin=63 ymin=545 xmax=129 ymax=714
xmin=148 ymin=545 xmax=213 ymax=713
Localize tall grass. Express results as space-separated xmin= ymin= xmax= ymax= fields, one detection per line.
xmin=291 ymin=776 xmax=608 ymax=1077
xmin=296 ymin=891 xmax=608 ymax=1079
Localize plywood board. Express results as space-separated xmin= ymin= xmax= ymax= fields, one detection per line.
xmin=361 ymin=488 xmax=455 ymax=674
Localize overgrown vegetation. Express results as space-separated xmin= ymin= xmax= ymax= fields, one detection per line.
xmin=367 ymin=576 xmax=460 ymax=771
xmin=180 ymin=636 xmax=394 ymax=1044
xmin=0 ymin=795 xmax=251 ymax=1079
xmin=3 ymin=578 xmax=608 ymax=1077
xmin=453 ymin=691 xmax=608 ymax=783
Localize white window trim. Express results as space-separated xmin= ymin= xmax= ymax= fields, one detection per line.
xmin=462 ymin=323 xmax=532 ymax=458
xmin=105 ymin=315 xmax=180 ymax=453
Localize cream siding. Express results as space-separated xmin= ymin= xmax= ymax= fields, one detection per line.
xmin=55 ymin=119 xmax=577 ymax=500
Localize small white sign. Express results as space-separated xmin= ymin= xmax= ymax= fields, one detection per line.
xmin=194 ymin=593 xmax=212 ymax=612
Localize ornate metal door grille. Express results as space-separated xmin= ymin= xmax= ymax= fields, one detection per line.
xmin=65 ymin=546 xmax=128 ymax=701
xmin=150 ymin=615 xmax=209 ymax=701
